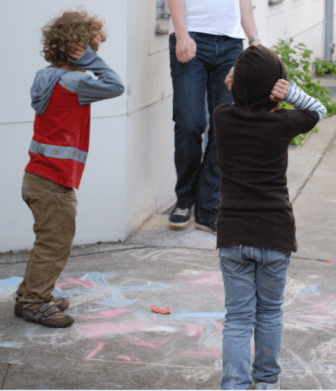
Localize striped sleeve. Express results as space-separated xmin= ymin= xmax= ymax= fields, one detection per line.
xmin=285 ymin=81 xmax=327 ymax=122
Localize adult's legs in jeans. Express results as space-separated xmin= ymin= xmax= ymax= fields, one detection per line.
xmin=194 ymin=37 xmax=243 ymax=225
xmin=169 ymin=33 xmax=208 ymax=209
xmin=252 ymin=249 xmax=291 ymax=385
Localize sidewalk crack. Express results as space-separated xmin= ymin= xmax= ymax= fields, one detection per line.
xmin=1 ymin=363 xmax=11 ymax=390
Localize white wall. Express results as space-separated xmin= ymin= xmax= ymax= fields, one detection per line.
xmin=254 ymin=0 xmax=328 ymax=61
xmin=0 ymin=0 xmax=128 ymax=252
xmin=0 ymin=0 xmax=176 ymax=252
xmin=125 ymin=0 xmax=176 ymax=236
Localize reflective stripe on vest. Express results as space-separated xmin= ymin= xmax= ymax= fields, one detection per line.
xmin=29 ymin=140 xmax=87 ymax=164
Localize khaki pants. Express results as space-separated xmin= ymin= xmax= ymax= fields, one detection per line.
xmin=17 ymin=172 xmax=77 ymax=304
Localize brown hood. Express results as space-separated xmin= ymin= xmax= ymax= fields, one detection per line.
xmin=232 ymin=45 xmax=287 ymax=112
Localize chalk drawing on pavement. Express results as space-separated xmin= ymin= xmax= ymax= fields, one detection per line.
xmin=1 ymin=246 xmax=336 ymax=388
xmin=0 ymin=276 xmax=23 ymax=299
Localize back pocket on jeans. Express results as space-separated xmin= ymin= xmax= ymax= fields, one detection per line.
xmin=219 ymin=246 xmax=244 ymax=273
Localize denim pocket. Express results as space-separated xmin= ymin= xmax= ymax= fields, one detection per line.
xmin=219 ymin=246 xmax=244 ymax=274
xmin=262 ymin=249 xmax=290 ymax=276
xmin=169 ymin=33 xmax=176 ymax=49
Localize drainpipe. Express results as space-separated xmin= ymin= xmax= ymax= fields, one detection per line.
xmin=325 ymin=0 xmax=334 ymax=61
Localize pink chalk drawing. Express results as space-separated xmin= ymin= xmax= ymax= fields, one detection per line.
xmin=177 ymin=272 xmax=224 ymax=303
xmin=214 ymin=321 xmax=223 ymax=331
xmin=86 ymin=342 xmax=105 ymax=360
xmin=179 ymin=272 xmax=223 ymax=286
xmin=79 ymin=322 xmax=147 ymax=338
xmin=55 ymin=278 xmax=106 ymax=291
xmin=284 ymin=296 xmax=336 ymax=329
xmin=82 ymin=308 xmax=129 ymax=320
xmin=207 ymin=290 xmax=223 ymax=300
xmin=185 ymin=323 xmax=205 ymax=337
xmin=121 ymin=337 xmax=169 ymax=350
xmin=117 ymin=355 xmax=140 ymax=362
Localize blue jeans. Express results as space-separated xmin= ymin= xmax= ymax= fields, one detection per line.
xmin=169 ymin=32 xmax=243 ymax=225
xmin=219 ymin=246 xmax=291 ymax=390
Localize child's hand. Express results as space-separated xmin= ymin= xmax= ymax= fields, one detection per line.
xmin=225 ymin=67 xmax=234 ymax=91
xmin=91 ymin=33 xmax=102 ymax=52
xmin=82 ymin=15 xmax=104 ymax=52
xmin=270 ymin=79 xmax=289 ymax=102
xmin=68 ymin=43 xmax=86 ymax=60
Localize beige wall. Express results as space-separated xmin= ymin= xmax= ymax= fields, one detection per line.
xmin=253 ymin=0 xmax=329 ymax=61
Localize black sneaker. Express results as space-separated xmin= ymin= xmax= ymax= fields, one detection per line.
xmin=195 ymin=221 xmax=217 ymax=235
xmin=168 ymin=207 xmax=191 ymax=229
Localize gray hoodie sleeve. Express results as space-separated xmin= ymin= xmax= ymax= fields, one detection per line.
xmin=72 ymin=46 xmax=125 ymax=105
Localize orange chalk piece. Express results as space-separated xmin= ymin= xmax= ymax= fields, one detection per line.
xmin=326 ymin=259 xmax=333 ymax=263
xmin=151 ymin=305 xmax=172 ymax=314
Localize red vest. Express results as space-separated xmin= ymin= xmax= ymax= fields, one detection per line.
xmin=25 ymin=83 xmax=91 ymax=189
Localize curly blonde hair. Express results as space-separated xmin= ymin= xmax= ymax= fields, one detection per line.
xmin=41 ymin=7 xmax=108 ymax=67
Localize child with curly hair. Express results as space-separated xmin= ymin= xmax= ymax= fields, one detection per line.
xmin=214 ymin=45 xmax=326 ymax=390
xmin=15 ymin=7 xmax=124 ymax=328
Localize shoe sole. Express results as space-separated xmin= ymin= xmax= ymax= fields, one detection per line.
xmin=22 ymin=315 xmax=74 ymax=328
xmin=195 ymin=222 xmax=216 ymax=235
xmin=168 ymin=221 xmax=190 ymax=230
xmin=14 ymin=298 xmax=69 ymax=318
xmin=251 ymin=381 xmax=280 ymax=390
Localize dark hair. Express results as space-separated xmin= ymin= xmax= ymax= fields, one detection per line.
xmin=41 ymin=7 xmax=107 ymax=67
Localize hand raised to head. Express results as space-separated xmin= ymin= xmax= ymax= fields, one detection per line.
xmin=270 ymin=79 xmax=290 ymax=102
xmin=67 ymin=42 xmax=86 ymax=60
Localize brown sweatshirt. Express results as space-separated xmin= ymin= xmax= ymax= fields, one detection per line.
xmin=214 ymin=46 xmax=320 ymax=253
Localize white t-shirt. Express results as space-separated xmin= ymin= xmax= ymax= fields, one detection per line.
xmin=169 ymin=0 xmax=245 ymax=38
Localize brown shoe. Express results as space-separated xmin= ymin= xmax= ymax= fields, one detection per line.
xmin=20 ymin=301 xmax=74 ymax=328
xmin=14 ymin=296 xmax=69 ymax=318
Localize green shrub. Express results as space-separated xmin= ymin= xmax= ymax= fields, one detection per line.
xmin=273 ymin=39 xmax=336 ymax=145
xmin=314 ymin=58 xmax=336 ymax=77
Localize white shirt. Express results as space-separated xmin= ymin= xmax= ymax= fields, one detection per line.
xmin=169 ymin=0 xmax=245 ymax=38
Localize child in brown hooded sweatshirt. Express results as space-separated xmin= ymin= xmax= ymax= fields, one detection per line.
xmin=213 ymin=45 xmax=326 ymax=390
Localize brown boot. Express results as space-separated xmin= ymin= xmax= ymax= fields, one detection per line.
xmin=20 ymin=301 xmax=74 ymax=328
xmin=14 ymin=296 xmax=69 ymax=318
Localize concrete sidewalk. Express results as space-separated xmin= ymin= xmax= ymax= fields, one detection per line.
xmin=1 ymin=107 xmax=336 ymax=389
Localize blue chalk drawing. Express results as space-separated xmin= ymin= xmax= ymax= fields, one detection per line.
xmin=82 ymin=272 xmax=116 ymax=289
xmin=119 ymin=282 xmax=171 ymax=292
xmin=0 ymin=276 xmax=23 ymax=298
xmin=0 ymin=342 xmax=21 ymax=348
xmin=52 ymin=272 xmax=173 ymax=309
xmin=301 ymin=285 xmax=321 ymax=296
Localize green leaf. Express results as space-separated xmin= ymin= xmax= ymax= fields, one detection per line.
xmin=272 ymin=39 xmax=335 ymax=144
